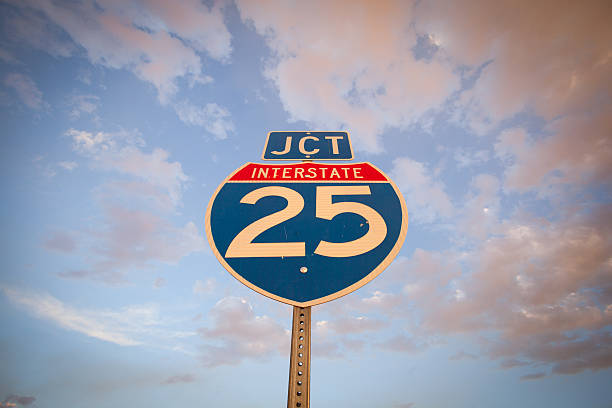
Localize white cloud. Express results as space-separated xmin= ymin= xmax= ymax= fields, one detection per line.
xmin=174 ymin=101 xmax=235 ymax=140
xmin=322 ymin=315 xmax=387 ymax=334
xmin=58 ymin=161 xmax=78 ymax=171
xmin=8 ymin=0 xmax=232 ymax=103
xmin=3 ymin=73 xmax=45 ymax=109
xmin=70 ymin=128 xmax=145 ymax=153
xmin=390 ymin=157 xmax=453 ymax=223
xmin=69 ymin=94 xmax=99 ymax=119
xmin=67 ymin=128 xmax=187 ymax=206
xmin=193 ymin=279 xmax=215 ymax=296
xmin=103 ymin=147 xmax=189 ymax=206
xmin=453 ymin=148 xmax=490 ymax=168
xmin=2 ymin=287 xmax=146 ymax=346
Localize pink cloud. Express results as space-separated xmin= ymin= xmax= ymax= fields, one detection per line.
xmin=520 ymin=372 xmax=547 ymax=381
xmin=57 ymin=128 xmax=204 ymax=283
xmin=413 ymin=1 xmax=612 ymax=194
xmin=237 ymin=0 xmax=458 ymax=153
xmin=415 ymin=0 xmax=611 ymax=122
xmin=402 ymin=205 xmax=612 ymax=374
xmin=499 ymin=110 xmax=612 ymax=191
xmin=70 ymin=205 xmax=205 ymax=283
xmin=456 ymin=174 xmax=500 ymax=240
xmin=161 ymin=373 xmax=196 ymax=385
xmin=198 ymin=297 xmax=288 ymax=366
xmin=316 ymin=200 xmax=611 ymax=375
xmin=43 ymin=230 xmax=77 ymax=253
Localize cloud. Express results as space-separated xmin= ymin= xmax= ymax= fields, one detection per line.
xmin=236 ymin=0 xmax=458 ymax=153
xmin=378 ymin=335 xmax=422 ymax=353
xmin=520 ymin=372 xmax=547 ymax=381
xmin=321 ymin=316 xmax=387 ymax=334
xmin=7 ymin=0 xmax=232 ymax=103
xmin=324 ymin=200 xmax=611 ymax=375
xmin=453 ymin=148 xmax=490 ymax=168
xmin=161 ymin=374 xmax=196 ymax=385
xmin=499 ymin=359 xmax=530 ymax=369
xmin=59 ymin=206 xmax=205 ymax=284
xmin=3 ymin=73 xmax=45 ymax=109
xmin=69 ymin=94 xmax=100 ymax=119
xmin=58 ymin=161 xmax=78 ymax=171
xmin=174 ymin=101 xmax=235 ymax=140
xmin=360 ymin=290 xmax=404 ymax=312
xmin=456 ymin=174 xmax=500 ymax=240
xmin=43 ymin=230 xmax=77 ymax=253
xmin=153 ymin=277 xmax=166 ymax=289
xmin=3 ymin=287 xmax=141 ymax=345
xmin=0 ymin=48 xmax=20 ymax=65
xmin=69 ymin=128 xmax=143 ymax=156
xmin=449 ymin=351 xmax=478 ymax=361
xmin=390 ymin=157 xmax=453 ymax=223
xmin=415 ymin=0 xmax=612 ymax=125
xmin=198 ymin=297 xmax=288 ymax=366
xmin=68 ymin=128 xmax=188 ymax=206
xmin=413 ymin=0 xmax=612 ymax=198
xmin=497 ymin=110 xmax=612 ymax=192
xmin=56 ymin=128 xmax=204 ymax=283
xmin=401 ymin=205 xmax=612 ymax=374
xmin=193 ymin=279 xmax=215 ymax=296
xmin=3 ymin=6 xmax=75 ymax=57
xmin=0 ymin=395 xmax=36 ymax=407
xmin=2 ymin=286 xmax=196 ymax=348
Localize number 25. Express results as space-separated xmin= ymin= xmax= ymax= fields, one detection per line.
xmin=225 ymin=186 xmax=387 ymax=258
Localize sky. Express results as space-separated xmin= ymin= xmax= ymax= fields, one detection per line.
xmin=0 ymin=0 xmax=611 ymax=407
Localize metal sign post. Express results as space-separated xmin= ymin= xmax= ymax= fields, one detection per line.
xmin=204 ymin=131 xmax=407 ymax=406
xmin=287 ymin=306 xmax=311 ymax=408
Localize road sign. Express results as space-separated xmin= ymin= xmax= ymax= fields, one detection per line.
xmin=205 ymin=161 xmax=408 ymax=307
xmin=263 ymin=131 xmax=353 ymax=160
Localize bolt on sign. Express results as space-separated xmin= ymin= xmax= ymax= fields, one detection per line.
xmin=204 ymin=131 xmax=408 ymax=407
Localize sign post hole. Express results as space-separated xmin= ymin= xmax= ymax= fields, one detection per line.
xmin=287 ymin=306 xmax=311 ymax=408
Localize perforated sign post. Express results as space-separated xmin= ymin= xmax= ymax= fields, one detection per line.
xmin=204 ymin=132 xmax=407 ymax=407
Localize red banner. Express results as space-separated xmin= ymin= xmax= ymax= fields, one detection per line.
xmin=229 ymin=162 xmax=388 ymax=182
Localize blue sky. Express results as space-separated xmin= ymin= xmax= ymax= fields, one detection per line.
xmin=1 ymin=1 xmax=611 ymax=407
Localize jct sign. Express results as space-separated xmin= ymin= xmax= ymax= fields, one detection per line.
xmin=263 ymin=131 xmax=353 ymax=160
xmin=205 ymin=161 xmax=407 ymax=306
